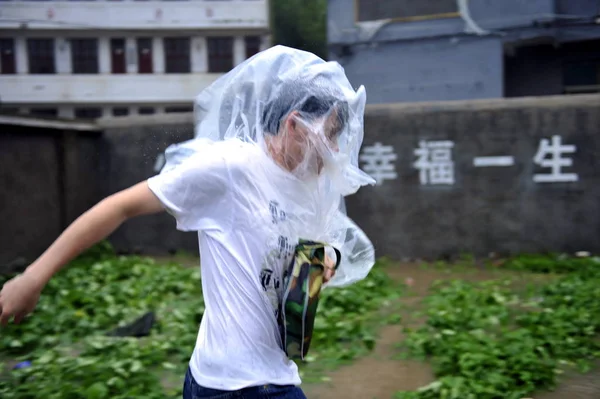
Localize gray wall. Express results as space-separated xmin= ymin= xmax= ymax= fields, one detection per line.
xmin=0 ymin=126 xmax=104 ymax=271
xmin=341 ymin=36 xmax=504 ymax=104
xmin=2 ymin=95 xmax=599 ymax=271
xmin=0 ymin=116 xmax=197 ymax=272
xmin=346 ymin=94 xmax=600 ymax=260
xmin=101 ymin=117 xmax=198 ymax=255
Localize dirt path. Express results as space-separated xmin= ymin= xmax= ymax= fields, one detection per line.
xmin=302 ymin=262 xmax=600 ymax=399
xmin=533 ymin=362 xmax=600 ymax=399
xmin=302 ymin=323 xmax=433 ymax=399
xmin=303 ymin=263 xmax=487 ymax=399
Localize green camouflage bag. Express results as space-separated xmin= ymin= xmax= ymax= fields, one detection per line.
xmin=279 ymin=239 xmax=341 ymax=360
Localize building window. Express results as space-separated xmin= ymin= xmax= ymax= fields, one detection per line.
xmin=164 ymin=37 xmax=190 ymax=73
xmin=563 ymin=60 xmax=600 ymax=94
xmin=27 ymin=39 xmax=55 ymax=74
xmin=71 ymin=39 xmax=99 ymax=74
xmin=245 ymin=36 xmax=261 ymax=59
xmin=137 ymin=38 xmax=153 ymax=74
xmin=165 ymin=106 xmax=193 ymax=113
xmin=207 ymin=37 xmax=233 ymax=73
xmin=0 ymin=39 xmax=16 ymax=75
xmin=0 ymin=108 xmax=19 ymax=116
xmin=112 ymin=107 xmax=129 ymax=116
xmin=29 ymin=108 xmax=58 ymax=118
xmin=139 ymin=107 xmax=155 ymax=115
xmin=111 ymin=38 xmax=126 ymax=74
xmin=75 ymin=107 xmax=102 ymax=120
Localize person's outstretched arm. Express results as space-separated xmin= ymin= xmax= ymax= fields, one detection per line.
xmin=0 ymin=181 xmax=164 ymax=326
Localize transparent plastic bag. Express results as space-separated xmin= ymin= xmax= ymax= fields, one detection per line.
xmin=159 ymin=45 xmax=376 ymax=287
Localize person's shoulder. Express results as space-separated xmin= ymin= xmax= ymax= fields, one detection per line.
xmin=215 ymin=139 xmax=257 ymax=157
xmin=178 ymin=139 xmax=258 ymax=185
xmin=179 ymin=139 xmax=254 ymax=167
xmin=216 ymin=139 xmax=261 ymax=170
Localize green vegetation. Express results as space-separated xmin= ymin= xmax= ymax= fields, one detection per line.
xmin=0 ymin=242 xmax=399 ymax=398
xmin=271 ymin=0 xmax=328 ymax=60
xmin=396 ymin=254 xmax=600 ymax=399
xmin=4 ymin=243 xmax=597 ymax=399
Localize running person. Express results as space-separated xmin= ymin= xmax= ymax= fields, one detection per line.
xmin=0 ymin=46 xmax=376 ymax=399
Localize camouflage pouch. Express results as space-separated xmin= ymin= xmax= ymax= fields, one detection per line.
xmin=279 ymin=239 xmax=341 ymax=361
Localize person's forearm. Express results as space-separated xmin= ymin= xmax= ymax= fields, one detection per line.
xmin=24 ymin=196 xmax=129 ymax=288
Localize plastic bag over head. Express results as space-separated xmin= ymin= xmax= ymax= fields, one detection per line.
xmin=161 ymin=45 xmax=376 ymax=287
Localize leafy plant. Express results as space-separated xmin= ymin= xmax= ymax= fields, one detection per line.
xmin=271 ymin=0 xmax=328 ymax=59
xmin=0 ymin=242 xmax=399 ymax=397
xmin=397 ymin=254 xmax=600 ymax=399
xmin=502 ymin=253 xmax=600 ymax=275
xmin=308 ymin=264 xmax=399 ymax=364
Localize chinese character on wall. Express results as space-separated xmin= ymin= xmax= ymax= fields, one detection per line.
xmin=533 ymin=135 xmax=578 ymax=183
xmin=359 ymin=142 xmax=398 ymax=185
xmin=413 ymin=140 xmax=455 ymax=185
xmin=357 ymin=135 xmax=580 ymax=189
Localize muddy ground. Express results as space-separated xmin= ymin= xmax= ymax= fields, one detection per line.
xmin=302 ymin=262 xmax=600 ymax=399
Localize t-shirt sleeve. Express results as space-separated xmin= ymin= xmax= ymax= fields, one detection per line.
xmin=147 ymin=148 xmax=233 ymax=232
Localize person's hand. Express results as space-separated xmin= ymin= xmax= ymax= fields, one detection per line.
xmin=323 ymin=255 xmax=336 ymax=283
xmin=0 ymin=272 xmax=44 ymax=326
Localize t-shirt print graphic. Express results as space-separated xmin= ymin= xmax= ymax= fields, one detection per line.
xmin=260 ymin=265 xmax=280 ymax=319
xmin=260 ymin=200 xmax=295 ymax=319
xmin=269 ymin=200 xmax=287 ymax=224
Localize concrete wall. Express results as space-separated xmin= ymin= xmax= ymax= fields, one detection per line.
xmin=0 ymin=125 xmax=104 ymax=272
xmin=0 ymin=114 xmax=196 ymax=272
xmin=1 ymin=127 xmax=62 ymax=272
xmin=2 ymin=95 xmax=599 ymax=272
xmin=100 ymin=115 xmax=198 ymax=255
xmin=341 ymin=36 xmax=504 ymax=104
xmin=347 ymin=94 xmax=600 ymax=260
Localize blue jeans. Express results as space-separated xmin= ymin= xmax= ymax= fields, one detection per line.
xmin=183 ymin=367 xmax=307 ymax=399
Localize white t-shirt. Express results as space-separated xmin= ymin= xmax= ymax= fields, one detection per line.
xmin=147 ymin=139 xmax=321 ymax=390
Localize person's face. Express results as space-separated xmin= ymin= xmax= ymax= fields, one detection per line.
xmin=280 ymin=108 xmax=343 ymax=175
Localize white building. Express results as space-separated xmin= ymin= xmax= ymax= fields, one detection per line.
xmin=0 ymin=0 xmax=270 ymax=119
